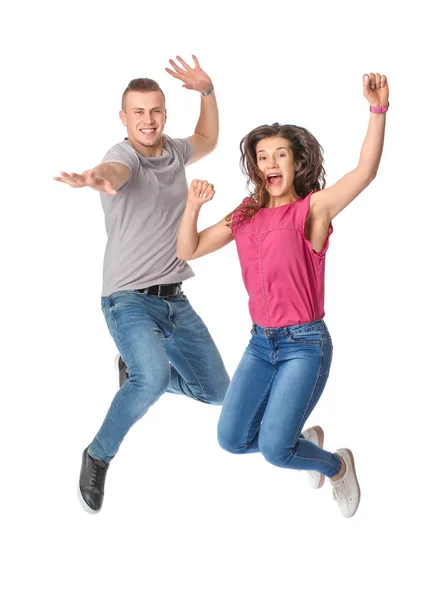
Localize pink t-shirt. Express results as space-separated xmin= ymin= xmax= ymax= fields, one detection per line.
xmin=232 ymin=192 xmax=332 ymax=328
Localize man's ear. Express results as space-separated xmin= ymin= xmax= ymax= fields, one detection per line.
xmin=119 ymin=110 xmax=127 ymax=126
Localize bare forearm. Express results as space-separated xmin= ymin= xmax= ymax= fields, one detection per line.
xmin=177 ymin=203 xmax=201 ymax=260
xmin=194 ymin=91 xmax=219 ymax=145
xmin=92 ymin=162 xmax=129 ymax=191
xmin=358 ymin=113 xmax=386 ymax=180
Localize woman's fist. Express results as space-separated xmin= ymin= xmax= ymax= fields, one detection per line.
xmin=363 ymin=72 xmax=389 ymax=108
xmin=188 ymin=179 xmax=215 ymax=207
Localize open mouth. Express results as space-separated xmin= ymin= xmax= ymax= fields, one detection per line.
xmin=267 ymin=174 xmax=283 ymax=187
xmin=139 ymin=128 xmax=156 ymax=136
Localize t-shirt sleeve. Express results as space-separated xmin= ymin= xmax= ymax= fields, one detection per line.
xmin=170 ymin=137 xmax=193 ymax=166
xmin=101 ymin=143 xmax=139 ymax=181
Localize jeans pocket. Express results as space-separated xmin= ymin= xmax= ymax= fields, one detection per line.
xmin=110 ymin=290 xmax=140 ymax=300
xmin=101 ymin=296 xmax=113 ymax=311
xmin=101 ymin=296 xmax=117 ymax=333
xmin=288 ymin=331 xmax=323 ymax=345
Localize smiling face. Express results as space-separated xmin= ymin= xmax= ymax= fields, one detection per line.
xmin=255 ymin=136 xmax=300 ymax=203
xmin=119 ymin=90 xmax=167 ymax=156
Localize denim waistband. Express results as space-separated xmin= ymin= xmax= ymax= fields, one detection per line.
xmin=252 ymin=319 xmax=328 ymax=337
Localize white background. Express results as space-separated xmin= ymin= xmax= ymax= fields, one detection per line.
xmin=2 ymin=0 xmax=439 ymax=598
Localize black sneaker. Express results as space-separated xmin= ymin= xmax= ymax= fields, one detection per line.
xmin=78 ymin=446 xmax=109 ymax=514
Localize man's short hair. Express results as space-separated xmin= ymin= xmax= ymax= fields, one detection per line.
xmin=121 ymin=78 xmax=165 ymax=110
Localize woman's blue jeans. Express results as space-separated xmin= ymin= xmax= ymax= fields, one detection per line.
xmin=217 ymin=319 xmax=342 ymax=477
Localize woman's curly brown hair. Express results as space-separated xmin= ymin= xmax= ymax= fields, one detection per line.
xmin=227 ymin=123 xmax=326 ymax=228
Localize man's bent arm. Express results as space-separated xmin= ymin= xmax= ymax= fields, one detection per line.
xmin=187 ymin=90 xmax=219 ymax=165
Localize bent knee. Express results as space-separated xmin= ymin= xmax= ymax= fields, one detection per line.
xmin=199 ymin=377 xmax=229 ymax=406
xmin=204 ymin=392 xmax=224 ymax=406
xmin=217 ymin=423 xmax=247 ymax=455
xmin=129 ymin=367 xmax=169 ymax=398
xmin=259 ymin=441 xmax=291 ymax=468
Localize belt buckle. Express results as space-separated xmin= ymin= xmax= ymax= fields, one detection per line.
xmin=157 ymin=284 xmax=170 ymax=298
xmin=158 ymin=283 xmax=180 ymax=298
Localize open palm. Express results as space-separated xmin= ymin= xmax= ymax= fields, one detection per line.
xmin=54 ymin=170 xmax=117 ymax=196
xmin=165 ymin=55 xmax=212 ymax=94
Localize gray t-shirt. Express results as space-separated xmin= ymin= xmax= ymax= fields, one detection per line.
xmin=100 ymin=135 xmax=195 ymax=296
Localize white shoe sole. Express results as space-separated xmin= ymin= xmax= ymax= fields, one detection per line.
xmin=337 ymin=448 xmax=361 ymax=518
xmin=77 ymin=486 xmax=101 ymax=515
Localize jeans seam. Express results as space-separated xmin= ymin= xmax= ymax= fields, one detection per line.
xmin=107 ymin=304 xmax=132 ymax=379
xmin=242 ymin=366 xmax=277 ymax=449
xmin=93 ymin=382 xmax=131 ymax=456
xmin=293 ymin=454 xmax=340 ymax=475
xmin=290 ymin=340 xmax=324 ymax=449
xmin=319 ymin=334 xmax=332 ymax=376
xmin=164 ymin=337 xmax=207 ymax=403
xmin=270 ymin=340 xmax=280 ymax=364
xmin=163 ymin=299 xmax=177 ymax=339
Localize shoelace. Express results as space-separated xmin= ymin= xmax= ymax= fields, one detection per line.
xmin=332 ymin=479 xmax=352 ymax=503
xmin=90 ymin=463 xmax=108 ymax=489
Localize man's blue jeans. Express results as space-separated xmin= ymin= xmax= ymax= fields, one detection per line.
xmin=217 ymin=320 xmax=342 ymax=477
xmin=89 ymin=290 xmax=230 ymax=463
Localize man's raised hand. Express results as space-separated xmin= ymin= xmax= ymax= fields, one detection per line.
xmin=165 ymin=55 xmax=212 ymax=95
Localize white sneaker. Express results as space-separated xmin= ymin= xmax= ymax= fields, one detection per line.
xmin=331 ymin=448 xmax=361 ymax=518
xmin=302 ymin=425 xmax=325 ymax=489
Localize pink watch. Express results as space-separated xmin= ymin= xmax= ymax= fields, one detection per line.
xmin=370 ymin=104 xmax=389 ymax=113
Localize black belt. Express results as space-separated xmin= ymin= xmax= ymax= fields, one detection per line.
xmin=135 ymin=282 xmax=182 ymax=297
